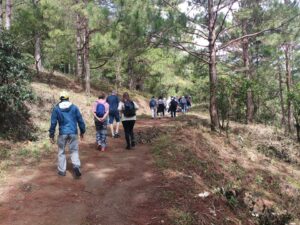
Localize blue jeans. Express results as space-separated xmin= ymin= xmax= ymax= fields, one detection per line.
xmin=57 ymin=134 xmax=80 ymax=173
xmin=182 ymin=104 xmax=187 ymax=113
xmin=95 ymin=119 xmax=108 ymax=147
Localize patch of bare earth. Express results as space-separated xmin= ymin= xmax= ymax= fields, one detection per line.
xmin=0 ymin=119 xmax=167 ymax=225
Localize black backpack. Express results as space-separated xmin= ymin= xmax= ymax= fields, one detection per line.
xmin=171 ymin=99 xmax=178 ymax=108
xmin=123 ymin=101 xmax=136 ymax=117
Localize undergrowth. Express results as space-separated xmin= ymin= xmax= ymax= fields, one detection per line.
xmin=150 ymin=114 xmax=300 ymax=225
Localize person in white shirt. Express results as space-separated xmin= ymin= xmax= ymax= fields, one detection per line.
xmin=118 ymin=92 xmax=139 ymax=150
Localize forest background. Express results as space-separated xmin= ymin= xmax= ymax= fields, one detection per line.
xmin=0 ymin=0 xmax=300 ymax=140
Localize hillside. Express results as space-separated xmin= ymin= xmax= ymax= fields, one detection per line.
xmin=0 ymin=73 xmax=300 ymax=225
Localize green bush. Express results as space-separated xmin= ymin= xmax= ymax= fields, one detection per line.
xmin=0 ymin=32 xmax=35 ymax=140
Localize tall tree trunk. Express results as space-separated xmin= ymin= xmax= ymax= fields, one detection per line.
xmin=127 ymin=59 xmax=134 ymax=90
xmin=82 ymin=15 xmax=90 ymax=95
xmin=129 ymin=77 xmax=134 ymax=90
xmin=115 ymin=55 xmax=122 ymax=92
xmin=0 ymin=0 xmax=3 ymax=32
xmin=5 ymin=0 xmax=11 ymax=30
xmin=284 ymin=43 xmax=292 ymax=132
xmin=33 ymin=0 xmax=43 ymax=74
xmin=34 ymin=33 xmax=43 ymax=73
xmin=242 ymin=22 xmax=254 ymax=123
xmin=278 ymin=63 xmax=286 ymax=127
xmin=208 ymin=0 xmax=219 ymax=131
xmin=76 ymin=12 xmax=83 ymax=78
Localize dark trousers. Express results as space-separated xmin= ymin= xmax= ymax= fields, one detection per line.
xmin=171 ymin=110 xmax=176 ymax=118
xmin=122 ymin=120 xmax=135 ymax=147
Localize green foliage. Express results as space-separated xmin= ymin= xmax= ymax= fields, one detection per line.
xmin=170 ymin=208 xmax=195 ymax=225
xmin=0 ymin=32 xmax=35 ymax=140
xmin=290 ymin=83 xmax=300 ymax=121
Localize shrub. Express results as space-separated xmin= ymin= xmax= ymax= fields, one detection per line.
xmin=0 ymin=32 xmax=35 ymax=140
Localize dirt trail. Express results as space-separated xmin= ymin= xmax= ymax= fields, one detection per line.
xmin=0 ymin=119 xmax=167 ymax=225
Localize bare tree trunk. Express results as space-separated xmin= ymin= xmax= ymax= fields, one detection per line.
xmin=33 ymin=0 xmax=43 ymax=74
xmin=5 ymin=0 xmax=11 ymax=30
xmin=284 ymin=43 xmax=292 ymax=132
xmin=208 ymin=0 xmax=219 ymax=131
xmin=278 ymin=63 xmax=286 ymax=127
xmin=34 ymin=33 xmax=43 ymax=73
xmin=76 ymin=12 xmax=83 ymax=77
xmin=242 ymin=22 xmax=254 ymax=123
xmin=0 ymin=0 xmax=3 ymax=32
xmin=127 ymin=58 xmax=135 ymax=90
xmin=115 ymin=55 xmax=122 ymax=92
xmin=82 ymin=13 xmax=90 ymax=96
xmin=129 ymin=77 xmax=134 ymax=90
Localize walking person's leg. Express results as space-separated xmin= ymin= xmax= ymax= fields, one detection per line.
xmin=57 ymin=135 xmax=68 ymax=176
xmin=109 ymin=113 xmax=115 ymax=137
xmin=69 ymin=134 xmax=81 ymax=177
xmin=114 ymin=112 xmax=120 ymax=137
xmin=116 ymin=117 xmax=120 ymax=137
xmin=129 ymin=120 xmax=136 ymax=147
xmin=122 ymin=121 xmax=131 ymax=149
xmin=151 ymin=107 xmax=155 ymax=118
xmin=109 ymin=124 xmax=115 ymax=137
xmin=99 ymin=126 xmax=107 ymax=151
xmin=96 ymin=129 xmax=101 ymax=150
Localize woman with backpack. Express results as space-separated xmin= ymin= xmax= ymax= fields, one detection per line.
xmin=118 ymin=92 xmax=139 ymax=150
xmin=92 ymin=93 xmax=110 ymax=152
xmin=157 ymin=96 xmax=165 ymax=118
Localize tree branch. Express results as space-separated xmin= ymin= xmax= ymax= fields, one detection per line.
xmin=214 ymin=0 xmax=236 ymax=44
xmin=169 ymin=41 xmax=209 ymax=64
xmin=218 ymin=12 xmax=300 ymax=51
xmin=90 ymin=60 xmax=109 ymax=69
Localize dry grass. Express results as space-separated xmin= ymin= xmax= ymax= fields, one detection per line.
xmin=151 ymin=112 xmax=300 ymax=225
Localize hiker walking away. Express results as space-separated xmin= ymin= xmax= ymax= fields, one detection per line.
xmin=166 ymin=96 xmax=171 ymax=113
xmin=163 ymin=97 xmax=167 ymax=116
xmin=169 ymin=97 xmax=178 ymax=118
xmin=157 ymin=96 xmax=165 ymax=118
xmin=92 ymin=93 xmax=110 ymax=152
xmin=149 ymin=96 xmax=157 ymax=119
xmin=186 ymin=96 xmax=192 ymax=111
xmin=180 ymin=96 xmax=187 ymax=113
xmin=118 ymin=92 xmax=139 ymax=150
xmin=106 ymin=90 xmax=120 ymax=138
xmin=49 ymin=91 xmax=86 ymax=177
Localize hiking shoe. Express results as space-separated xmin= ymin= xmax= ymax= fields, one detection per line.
xmin=73 ymin=167 xmax=81 ymax=177
xmin=126 ymin=145 xmax=131 ymax=150
xmin=97 ymin=144 xmax=102 ymax=151
xmin=58 ymin=171 xmax=66 ymax=176
xmin=131 ymin=142 xmax=135 ymax=148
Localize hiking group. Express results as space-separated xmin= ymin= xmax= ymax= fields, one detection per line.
xmin=149 ymin=95 xmax=192 ymax=119
xmin=49 ymin=90 xmax=138 ymax=178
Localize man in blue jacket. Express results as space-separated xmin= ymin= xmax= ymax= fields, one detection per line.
xmin=49 ymin=91 xmax=86 ymax=177
xmin=106 ymin=90 xmax=120 ymax=138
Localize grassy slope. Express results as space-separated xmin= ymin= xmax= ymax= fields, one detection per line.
xmin=149 ymin=111 xmax=300 ymax=225
xmin=0 ymin=72 xmax=150 ymax=179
